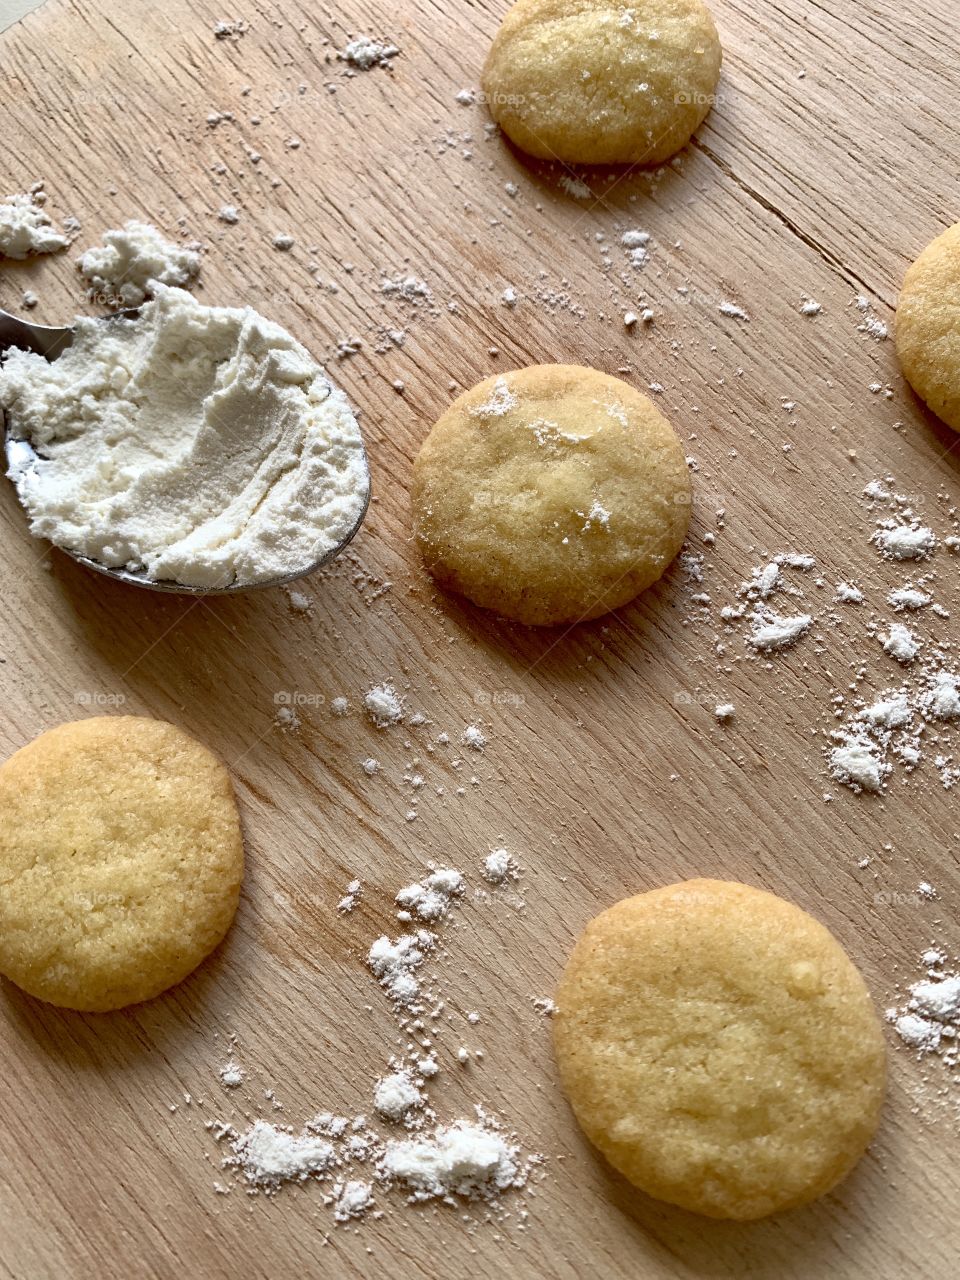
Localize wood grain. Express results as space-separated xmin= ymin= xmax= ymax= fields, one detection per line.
xmin=1 ymin=1 xmax=959 ymax=1277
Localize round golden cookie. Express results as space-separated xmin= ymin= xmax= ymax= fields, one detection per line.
xmin=896 ymin=221 xmax=960 ymax=432
xmin=553 ymin=879 xmax=886 ymax=1220
xmin=481 ymin=0 xmax=722 ymax=166
xmin=411 ymin=364 xmax=691 ymax=626
xmin=0 ymin=717 xmax=244 ymax=1011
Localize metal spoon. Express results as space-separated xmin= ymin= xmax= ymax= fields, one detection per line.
xmin=0 ymin=307 xmax=370 ymax=594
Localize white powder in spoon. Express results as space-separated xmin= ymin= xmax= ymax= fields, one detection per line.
xmin=76 ymin=220 xmax=201 ymax=307
xmin=0 ymin=187 xmax=69 ymax=258
xmin=1 ymin=284 xmax=368 ymax=588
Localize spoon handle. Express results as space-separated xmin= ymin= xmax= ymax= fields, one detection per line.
xmin=0 ymin=309 xmax=75 ymax=360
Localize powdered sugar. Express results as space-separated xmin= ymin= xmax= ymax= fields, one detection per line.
xmin=747 ymin=612 xmax=812 ymax=652
xmin=470 ymin=376 xmax=518 ymax=418
xmin=395 ymin=868 xmax=465 ymax=923
xmin=889 ymin=951 xmax=960 ymax=1068
xmin=0 ymin=186 xmax=70 ymax=258
xmin=875 ymin=525 xmax=936 ymax=562
xmin=481 ymin=848 xmax=518 ymax=884
xmin=364 ymin=683 xmax=405 ymax=727
xmin=378 ymin=1120 xmax=524 ymax=1202
xmin=227 ymin=1121 xmax=335 ymax=1189
xmin=339 ymin=36 xmax=401 ymax=70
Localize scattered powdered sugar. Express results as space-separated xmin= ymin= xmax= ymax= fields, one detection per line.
xmin=461 ymin=724 xmax=487 ymax=751
xmin=718 ymin=301 xmax=749 ymax=320
xmin=470 ymin=376 xmax=518 ymax=418
xmin=381 ymin=275 xmax=431 ymax=303
xmin=558 ymin=175 xmax=592 ymax=199
xmin=337 ymin=879 xmax=362 ymax=913
xmin=211 ymin=863 xmax=541 ymax=1226
xmin=855 ymin=295 xmax=888 ymax=340
xmin=714 ymin=702 xmax=735 ymax=721
xmin=213 ymin=19 xmax=248 ymax=39
xmin=828 ymin=736 xmax=888 ymax=793
xmin=693 ymin=476 xmax=960 ymax=796
xmin=889 ymin=587 xmax=932 ymax=612
xmin=364 ymin=683 xmax=404 ymax=727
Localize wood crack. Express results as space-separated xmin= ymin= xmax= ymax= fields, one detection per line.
xmin=691 ymin=136 xmax=880 ymax=304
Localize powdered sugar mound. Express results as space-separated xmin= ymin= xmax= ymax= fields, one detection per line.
xmin=364 ymin=683 xmax=404 ymax=727
xmin=835 ymin=581 xmax=864 ymax=604
xmin=374 ymin=1070 xmax=425 ymax=1123
xmin=882 ymin=622 xmax=920 ymax=665
xmin=367 ymin=930 xmax=435 ymax=1007
xmin=334 ymin=1179 xmax=374 ymax=1221
xmin=718 ymin=301 xmax=749 ymax=320
xmin=77 ymin=220 xmax=201 ymax=307
xmin=923 ymin=672 xmax=960 ymax=721
xmin=339 ymin=36 xmax=400 ymax=69
xmin=378 ymin=1120 xmax=523 ymax=1202
xmin=226 ymin=1121 xmax=335 ymax=1189
xmin=470 ymin=376 xmax=517 ymax=418
xmin=874 ymin=525 xmax=936 ymax=561
xmin=861 ymin=692 xmax=912 ymax=730
xmin=889 ymin=586 xmax=932 ymax=612
xmin=855 ymin=296 xmax=888 ymax=340
xmin=747 ymin=612 xmax=811 ymax=652
xmin=395 ymin=868 xmax=465 ymax=923
xmin=828 ymin=736 xmax=889 ymax=793
xmin=889 ymin=954 xmax=960 ymax=1065
xmin=219 ymin=1061 xmax=244 ymax=1088
xmin=461 ymin=724 xmax=487 ymax=751
xmin=482 ymin=848 xmax=518 ymax=884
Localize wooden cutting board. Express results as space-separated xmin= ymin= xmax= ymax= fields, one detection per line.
xmin=1 ymin=1 xmax=958 ymax=1276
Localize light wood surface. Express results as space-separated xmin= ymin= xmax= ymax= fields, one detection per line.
xmin=1 ymin=1 xmax=959 ymax=1277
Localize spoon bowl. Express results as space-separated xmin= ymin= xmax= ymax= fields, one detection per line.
xmin=0 ymin=307 xmax=371 ymax=595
